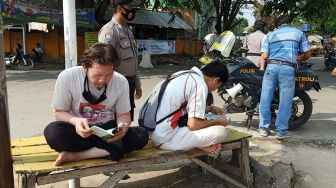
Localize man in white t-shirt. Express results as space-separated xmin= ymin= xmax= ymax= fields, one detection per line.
xmin=150 ymin=60 xmax=231 ymax=153
xmin=32 ymin=42 xmax=44 ymax=62
xmin=44 ymin=43 xmax=148 ymax=166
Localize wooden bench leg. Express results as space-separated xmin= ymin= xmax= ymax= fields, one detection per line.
xmin=238 ymin=139 xmax=253 ymax=188
xmin=18 ymin=173 xmax=36 ymax=188
xmin=69 ymin=179 xmax=80 ymax=188
xmin=99 ymin=170 xmax=129 ymax=188
xmin=191 ymin=158 xmax=247 ymax=188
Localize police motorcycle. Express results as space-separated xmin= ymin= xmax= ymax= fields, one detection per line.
xmin=200 ymin=31 xmax=321 ymax=130
xmin=324 ymin=48 xmax=336 ymax=69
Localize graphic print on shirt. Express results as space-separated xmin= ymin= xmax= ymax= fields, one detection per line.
xmin=79 ymin=102 xmax=109 ymax=125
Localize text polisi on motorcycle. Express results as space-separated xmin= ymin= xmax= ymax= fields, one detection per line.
xmin=200 ymin=31 xmax=321 ymax=130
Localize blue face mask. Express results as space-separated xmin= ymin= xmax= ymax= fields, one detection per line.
xmin=82 ymin=75 xmax=107 ymax=105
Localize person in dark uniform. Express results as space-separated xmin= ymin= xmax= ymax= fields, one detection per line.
xmin=13 ymin=43 xmax=23 ymax=64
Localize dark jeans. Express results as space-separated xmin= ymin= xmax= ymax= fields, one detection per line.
xmin=125 ymin=76 xmax=136 ymax=121
xmin=44 ymin=121 xmax=149 ymax=161
xmin=33 ymin=49 xmax=42 ymax=62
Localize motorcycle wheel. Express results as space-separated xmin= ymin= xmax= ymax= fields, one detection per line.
xmin=288 ymin=90 xmax=312 ymax=130
xmin=19 ymin=57 xmax=34 ymax=70
xmin=324 ymin=59 xmax=333 ymax=69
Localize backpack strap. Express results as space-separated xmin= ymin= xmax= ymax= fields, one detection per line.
xmin=155 ymin=70 xmax=198 ymax=124
xmin=156 ymin=101 xmax=188 ymax=124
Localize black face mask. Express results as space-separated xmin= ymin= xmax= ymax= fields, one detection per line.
xmin=82 ymin=75 xmax=107 ymax=105
xmin=121 ymin=7 xmax=136 ymax=21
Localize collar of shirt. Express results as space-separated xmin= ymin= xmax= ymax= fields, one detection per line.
xmin=191 ymin=66 xmax=203 ymax=78
xmin=111 ymin=17 xmax=129 ymax=32
xmin=278 ymin=24 xmax=292 ymax=29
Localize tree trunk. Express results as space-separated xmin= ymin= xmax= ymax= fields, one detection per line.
xmin=213 ymin=0 xmax=222 ymax=34
xmin=0 ymin=15 xmax=14 ymax=188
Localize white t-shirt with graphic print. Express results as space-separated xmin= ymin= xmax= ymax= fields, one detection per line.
xmin=151 ymin=67 xmax=208 ymax=145
xmin=51 ymin=66 xmax=130 ymax=126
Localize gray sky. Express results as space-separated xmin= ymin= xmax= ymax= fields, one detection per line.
xmin=241 ymin=5 xmax=256 ymax=26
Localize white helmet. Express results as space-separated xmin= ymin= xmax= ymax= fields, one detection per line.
xmin=203 ymin=33 xmax=217 ymax=53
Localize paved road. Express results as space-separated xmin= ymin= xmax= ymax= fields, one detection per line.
xmin=5 ymin=57 xmax=336 ymax=187
xmin=228 ymin=57 xmax=336 ymax=144
xmin=6 ymin=64 xmax=192 ymax=138
xmin=6 ymin=57 xmax=336 ymax=143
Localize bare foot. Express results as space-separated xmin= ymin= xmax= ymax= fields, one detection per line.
xmin=199 ymin=143 xmax=222 ymax=153
xmin=54 ymin=151 xmax=77 ymax=166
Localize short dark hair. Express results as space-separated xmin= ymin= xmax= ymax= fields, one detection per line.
xmin=80 ymin=43 xmax=120 ymax=69
xmin=276 ymin=15 xmax=292 ymax=27
xmin=254 ymin=20 xmax=266 ymax=32
xmin=201 ymin=60 xmax=229 ymax=84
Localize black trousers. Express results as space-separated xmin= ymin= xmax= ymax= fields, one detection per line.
xmin=44 ymin=121 xmax=149 ymax=161
xmin=125 ymin=76 xmax=136 ymax=121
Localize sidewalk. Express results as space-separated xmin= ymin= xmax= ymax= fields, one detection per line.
xmin=6 ymin=57 xmax=336 ymax=187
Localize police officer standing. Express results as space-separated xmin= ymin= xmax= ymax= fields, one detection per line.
xmin=98 ymin=0 xmax=142 ymax=121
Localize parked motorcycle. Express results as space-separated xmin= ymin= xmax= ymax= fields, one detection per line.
xmin=5 ymin=52 xmax=34 ymax=70
xmin=324 ymin=49 xmax=336 ymax=69
xmin=201 ymin=31 xmax=321 ymax=130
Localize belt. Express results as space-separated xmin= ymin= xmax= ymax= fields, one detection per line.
xmin=268 ymin=60 xmax=296 ymax=68
xmin=246 ymin=52 xmax=261 ymax=56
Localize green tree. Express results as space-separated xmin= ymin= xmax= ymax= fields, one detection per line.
xmin=260 ymin=0 xmax=336 ymax=34
xmin=80 ymin=0 xmax=253 ymax=33
xmin=232 ymin=17 xmax=248 ymax=35
xmin=150 ymin=0 xmax=255 ymax=34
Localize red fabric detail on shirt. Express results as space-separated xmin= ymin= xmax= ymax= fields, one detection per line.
xmin=170 ymin=109 xmax=184 ymax=129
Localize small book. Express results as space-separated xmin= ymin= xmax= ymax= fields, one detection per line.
xmin=205 ymin=113 xmax=231 ymax=121
xmin=90 ymin=126 xmax=121 ymax=139
xmin=205 ymin=113 xmax=221 ymax=120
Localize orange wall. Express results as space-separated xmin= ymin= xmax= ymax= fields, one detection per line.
xmin=175 ymin=38 xmax=184 ymax=54
xmin=4 ymin=30 xmax=201 ymax=59
xmin=57 ymin=35 xmax=85 ymax=58
xmin=175 ymin=39 xmax=202 ymax=56
xmin=44 ymin=32 xmax=60 ymax=58
xmin=3 ymin=30 xmax=86 ymax=60
xmin=59 ymin=35 xmax=64 ymax=57
xmin=3 ymin=30 xmax=11 ymax=53
xmin=9 ymin=32 xmax=23 ymax=54
xmin=7 ymin=32 xmax=44 ymax=55
xmin=26 ymin=33 xmax=43 ymax=54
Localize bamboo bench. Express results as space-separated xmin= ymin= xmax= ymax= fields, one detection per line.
xmin=12 ymin=128 xmax=252 ymax=188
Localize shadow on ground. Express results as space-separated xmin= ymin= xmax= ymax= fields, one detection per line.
xmin=116 ymin=163 xmax=231 ymax=188
xmin=6 ymin=70 xmax=60 ymax=82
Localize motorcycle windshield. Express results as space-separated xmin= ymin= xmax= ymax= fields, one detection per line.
xmin=209 ymin=31 xmax=236 ymax=57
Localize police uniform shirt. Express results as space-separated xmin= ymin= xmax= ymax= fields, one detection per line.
xmin=98 ymin=17 xmax=141 ymax=88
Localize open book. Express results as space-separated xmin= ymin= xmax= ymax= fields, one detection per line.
xmin=90 ymin=126 xmax=121 ymax=139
